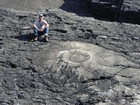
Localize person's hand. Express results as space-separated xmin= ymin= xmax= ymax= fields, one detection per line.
xmin=39 ymin=29 xmax=44 ymax=32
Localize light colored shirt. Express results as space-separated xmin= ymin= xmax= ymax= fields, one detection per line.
xmin=34 ymin=20 xmax=47 ymax=29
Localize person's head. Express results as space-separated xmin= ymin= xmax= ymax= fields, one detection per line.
xmin=38 ymin=13 xmax=44 ymax=22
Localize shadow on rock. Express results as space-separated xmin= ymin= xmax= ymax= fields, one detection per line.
xmin=75 ymin=99 xmax=85 ymax=105
xmin=14 ymin=34 xmax=34 ymax=42
xmin=60 ymin=0 xmax=140 ymax=24
xmin=60 ymin=0 xmax=94 ymax=17
xmin=14 ymin=34 xmax=49 ymax=42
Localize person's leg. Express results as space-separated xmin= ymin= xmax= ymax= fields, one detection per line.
xmin=34 ymin=28 xmax=38 ymax=36
xmin=33 ymin=28 xmax=38 ymax=41
xmin=43 ymin=27 xmax=49 ymax=42
xmin=44 ymin=27 xmax=49 ymax=36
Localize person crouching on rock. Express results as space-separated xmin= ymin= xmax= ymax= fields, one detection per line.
xmin=33 ymin=13 xmax=49 ymax=42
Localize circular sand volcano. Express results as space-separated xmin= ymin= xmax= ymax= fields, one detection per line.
xmin=28 ymin=41 xmax=140 ymax=105
xmin=60 ymin=50 xmax=90 ymax=63
xmin=34 ymin=41 xmax=139 ymax=81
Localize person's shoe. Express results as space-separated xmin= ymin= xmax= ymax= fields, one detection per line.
xmin=31 ymin=36 xmax=38 ymax=42
xmin=34 ymin=36 xmax=38 ymax=41
xmin=44 ymin=36 xmax=49 ymax=42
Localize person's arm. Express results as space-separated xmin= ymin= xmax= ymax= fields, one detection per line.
xmin=33 ymin=24 xmax=39 ymax=30
xmin=45 ymin=23 xmax=49 ymax=28
xmin=42 ymin=20 xmax=49 ymax=31
xmin=33 ymin=20 xmax=40 ymax=31
xmin=33 ymin=23 xmax=44 ymax=32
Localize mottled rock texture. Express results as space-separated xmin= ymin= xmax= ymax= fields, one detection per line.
xmin=0 ymin=0 xmax=140 ymax=105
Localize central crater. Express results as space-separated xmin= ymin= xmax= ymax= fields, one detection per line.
xmin=61 ymin=50 xmax=90 ymax=63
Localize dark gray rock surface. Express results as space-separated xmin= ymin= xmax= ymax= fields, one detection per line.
xmin=0 ymin=0 xmax=64 ymax=12
xmin=0 ymin=0 xmax=140 ymax=105
xmin=84 ymin=0 xmax=140 ymax=24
